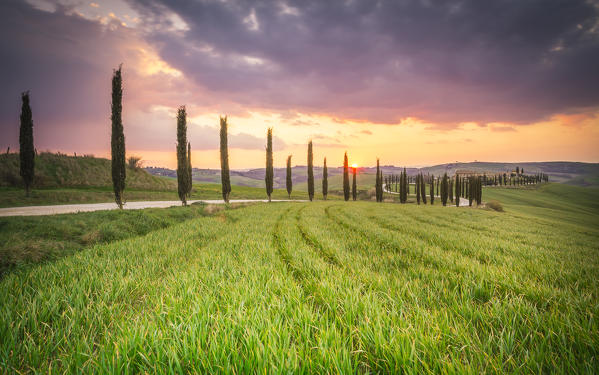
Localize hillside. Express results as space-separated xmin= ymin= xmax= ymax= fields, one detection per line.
xmin=147 ymin=161 xmax=599 ymax=190
xmin=1 ymin=152 xmax=176 ymax=190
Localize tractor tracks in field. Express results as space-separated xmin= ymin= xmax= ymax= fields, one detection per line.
xmin=296 ymin=206 xmax=341 ymax=267
xmin=272 ymin=207 xmax=307 ymax=285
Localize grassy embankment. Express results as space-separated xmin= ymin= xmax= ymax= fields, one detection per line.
xmin=1 ymin=183 xmax=597 ymax=373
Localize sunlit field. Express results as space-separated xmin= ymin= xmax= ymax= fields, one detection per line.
xmin=1 ymin=185 xmax=597 ymax=373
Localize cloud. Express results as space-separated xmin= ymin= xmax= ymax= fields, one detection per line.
xmin=126 ymin=0 xmax=599 ymax=126
xmin=489 ymin=125 xmax=517 ymax=133
xmin=360 ymin=130 xmax=372 ymax=135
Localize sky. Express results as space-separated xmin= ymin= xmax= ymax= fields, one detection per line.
xmin=1 ymin=0 xmax=598 ymax=169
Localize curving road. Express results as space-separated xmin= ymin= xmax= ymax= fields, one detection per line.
xmin=0 ymin=199 xmax=306 ymax=217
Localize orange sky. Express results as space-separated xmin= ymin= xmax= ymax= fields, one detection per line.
xmin=3 ymin=0 xmax=599 ymax=169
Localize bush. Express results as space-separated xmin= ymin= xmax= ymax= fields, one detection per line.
xmin=128 ymin=156 xmax=142 ymax=170
xmin=486 ymin=200 xmax=504 ymax=212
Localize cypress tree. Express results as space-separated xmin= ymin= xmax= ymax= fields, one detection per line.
xmin=265 ymin=128 xmax=273 ymax=202
xmin=441 ymin=173 xmax=448 ymax=206
xmin=430 ymin=175 xmax=434 ymax=205
xmin=421 ymin=173 xmax=427 ymax=204
xmin=219 ymin=116 xmax=231 ymax=203
xmin=375 ymin=158 xmax=382 ymax=202
xmin=343 ymin=152 xmax=350 ymax=201
xmin=307 ymin=140 xmax=314 ymax=201
xmin=455 ymin=176 xmax=460 ymax=207
xmin=477 ymin=176 xmax=483 ymax=205
xmin=187 ymin=142 xmax=192 ymax=198
xmin=19 ymin=91 xmax=35 ymax=197
xmin=416 ymin=174 xmax=421 ymax=205
xmin=322 ymin=157 xmax=328 ymax=200
xmin=286 ymin=155 xmax=293 ymax=199
xmin=176 ymin=106 xmax=189 ymax=206
xmin=402 ymin=167 xmax=408 ymax=203
xmin=399 ymin=171 xmax=404 ymax=203
xmin=449 ymin=178 xmax=453 ymax=203
xmin=111 ymin=66 xmax=126 ymax=209
xmin=352 ymin=165 xmax=357 ymax=201
xmin=468 ymin=178 xmax=473 ymax=206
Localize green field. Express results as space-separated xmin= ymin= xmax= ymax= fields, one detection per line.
xmin=1 ymin=184 xmax=598 ymax=373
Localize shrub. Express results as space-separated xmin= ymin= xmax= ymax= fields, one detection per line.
xmin=486 ymin=200 xmax=504 ymax=212
xmin=128 ymin=156 xmax=142 ymax=170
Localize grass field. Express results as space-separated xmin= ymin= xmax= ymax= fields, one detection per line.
xmin=1 ymin=184 xmax=598 ymax=373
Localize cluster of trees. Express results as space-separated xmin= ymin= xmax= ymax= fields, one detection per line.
xmin=482 ymin=172 xmax=549 ymax=186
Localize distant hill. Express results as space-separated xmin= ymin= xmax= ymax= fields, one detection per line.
xmin=1 ymin=152 xmax=176 ymax=190
xmin=147 ymin=161 xmax=599 ymax=190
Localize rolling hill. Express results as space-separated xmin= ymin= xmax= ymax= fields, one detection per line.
xmin=147 ymin=161 xmax=599 ymax=190
xmin=1 ymin=152 xmax=176 ymax=190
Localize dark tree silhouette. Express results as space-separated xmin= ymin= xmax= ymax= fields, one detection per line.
xmin=219 ymin=116 xmax=231 ymax=203
xmin=19 ymin=91 xmax=35 ymax=197
xmin=286 ymin=155 xmax=293 ymax=199
xmin=343 ymin=152 xmax=350 ymax=201
xmin=111 ymin=66 xmax=126 ymax=209
xmin=176 ymin=106 xmax=189 ymax=206
xmin=352 ymin=165 xmax=357 ymax=201
xmin=307 ymin=140 xmax=314 ymax=201
xmin=322 ymin=157 xmax=328 ymax=200
xmin=187 ymin=142 xmax=192 ymax=198
xmin=430 ymin=175 xmax=434 ymax=205
xmin=265 ymin=128 xmax=274 ymax=202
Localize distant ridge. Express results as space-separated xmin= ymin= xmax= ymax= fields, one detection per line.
xmin=147 ymin=161 xmax=599 ymax=188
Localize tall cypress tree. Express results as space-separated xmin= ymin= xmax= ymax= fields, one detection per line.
xmin=265 ymin=128 xmax=274 ymax=202
xmin=403 ymin=167 xmax=408 ymax=203
xmin=421 ymin=174 xmax=427 ymax=204
xmin=468 ymin=178 xmax=473 ymax=206
xmin=441 ymin=173 xmax=448 ymax=206
xmin=176 ymin=106 xmax=189 ymax=206
xmin=322 ymin=157 xmax=328 ymax=200
xmin=375 ymin=158 xmax=382 ymax=202
xmin=286 ymin=155 xmax=292 ymax=199
xmin=477 ymin=176 xmax=483 ymax=205
xmin=307 ymin=140 xmax=314 ymax=201
xmin=416 ymin=174 xmax=421 ymax=205
xmin=19 ymin=91 xmax=35 ymax=197
xmin=111 ymin=66 xmax=126 ymax=209
xmin=219 ymin=116 xmax=231 ymax=203
xmin=455 ymin=176 xmax=460 ymax=207
xmin=430 ymin=175 xmax=434 ymax=205
xmin=352 ymin=165 xmax=357 ymax=201
xmin=187 ymin=142 xmax=192 ymax=198
xmin=343 ymin=152 xmax=350 ymax=201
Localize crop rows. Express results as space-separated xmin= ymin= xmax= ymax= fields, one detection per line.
xmin=1 ymin=202 xmax=597 ymax=373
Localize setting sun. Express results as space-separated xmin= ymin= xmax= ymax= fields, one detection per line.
xmin=352 ymin=163 xmax=358 ymax=168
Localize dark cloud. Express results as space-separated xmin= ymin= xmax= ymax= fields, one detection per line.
xmin=127 ymin=0 xmax=599 ymax=125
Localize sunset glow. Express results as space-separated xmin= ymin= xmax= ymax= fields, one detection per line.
xmin=1 ymin=0 xmax=598 ymax=168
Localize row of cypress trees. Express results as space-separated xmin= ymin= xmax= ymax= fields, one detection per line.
xmin=16 ymin=64 xmax=547 ymax=206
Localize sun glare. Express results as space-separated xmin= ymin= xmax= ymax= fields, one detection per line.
xmin=352 ymin=163 xmax=358 ymax=168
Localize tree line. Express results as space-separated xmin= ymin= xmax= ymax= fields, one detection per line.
xmin=14 ymin=65 xmax=548 ymax=207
